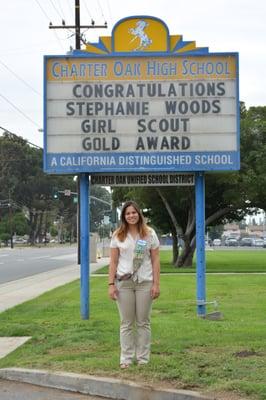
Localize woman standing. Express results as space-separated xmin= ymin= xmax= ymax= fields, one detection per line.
xmin=108 ymin=200 xmax=160 ymax=369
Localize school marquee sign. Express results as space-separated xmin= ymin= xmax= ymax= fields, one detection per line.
xmin=44 ymin=16 xmax=239 ymax=174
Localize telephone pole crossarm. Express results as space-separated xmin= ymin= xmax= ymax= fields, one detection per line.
xmin=49 ymin=24 xmax=107 ymax=29
xmin=48 ymin=0 xmax=107 ymax=51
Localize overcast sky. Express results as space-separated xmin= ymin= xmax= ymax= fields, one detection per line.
xmin=0 ymin=0 xmax=265 ymax=147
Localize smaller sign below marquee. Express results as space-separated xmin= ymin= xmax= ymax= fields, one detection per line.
xmin=91 ymin=172 xmax=195 ymax=186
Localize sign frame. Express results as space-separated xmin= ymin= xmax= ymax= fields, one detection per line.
xmin=44 ymin=17 xmax=239 ymax=174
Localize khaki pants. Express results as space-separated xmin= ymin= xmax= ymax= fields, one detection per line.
xmin=116 ymin=279 xmax=153 ymax=365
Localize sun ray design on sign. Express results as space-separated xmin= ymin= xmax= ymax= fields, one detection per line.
xmin=73 ymin=16 xmax=209 ymax=56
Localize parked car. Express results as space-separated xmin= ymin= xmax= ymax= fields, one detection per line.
xmin=252 ymin=238 xmax=264 ymax=247
xmin=213 ymin=239 xmax=221 ymax=246
xmin=264 ymin=238 xmax=266 ymax=248
xmin=240 ymin=237 xmax=253 ymax=246
xmin=13 ymin=237 xmax=26 ymax=244
xmin=225 ymin=238 xmax=238 ymax=246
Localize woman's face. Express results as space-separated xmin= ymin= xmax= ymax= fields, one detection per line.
xmin=124 ymin=205 xmax=140 ymax=226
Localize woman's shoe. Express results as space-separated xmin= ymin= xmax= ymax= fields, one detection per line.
xmin=120 ymin=363 xmax=130 ymax=369
xmin=137 ymin=361 xmax=148 ymax=366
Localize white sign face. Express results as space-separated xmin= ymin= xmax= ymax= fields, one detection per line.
xmin=91 ymin=173 xmax=195 ymax=186
xmin=44 ymin=54 xmax=239 ymax=173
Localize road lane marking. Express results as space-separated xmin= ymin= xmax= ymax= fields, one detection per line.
xmin=30 ymin=256 xmax=51 ymax=260
xmin=51 ymin=254 xmax=77 ymax=260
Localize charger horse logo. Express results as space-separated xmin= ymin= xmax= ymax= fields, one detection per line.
xmin=129 ymin=20 xmax=152 ymax=51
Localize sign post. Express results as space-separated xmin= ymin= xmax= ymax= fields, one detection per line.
xmin=195 ymin=172 xmax=206 ymax=316
xmin=80 ymin=173 xmax=89 ymax=319
xmin=44 ymin=15 xmax=239 ymax=318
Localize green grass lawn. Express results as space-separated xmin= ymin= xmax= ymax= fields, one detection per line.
xmin=96 ymin=249 xmax=266 ymax=274
xmin=0 ymin=272 xmax=266 ymax=399
xmin=161 ymin=249 xmax=266 ymax=273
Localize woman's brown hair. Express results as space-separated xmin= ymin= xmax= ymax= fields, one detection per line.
xmin=115 ymin=201 xmax=149 ymax=242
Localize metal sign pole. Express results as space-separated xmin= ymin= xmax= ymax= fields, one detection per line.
xmin=80 ymin=173 xmax=90 ymax=319
xmin=195 ymin=172 xmax=206 ymax=316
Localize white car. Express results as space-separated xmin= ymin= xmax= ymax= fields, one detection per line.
xmin=225 ymin=238 xmax=238 ymax=246
xmin=213 ymin=239 xmax=221 ymax=246
xmin=253 ymin=239 xmax=264 ymax=247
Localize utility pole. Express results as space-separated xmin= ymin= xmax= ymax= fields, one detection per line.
xmin=49 ymin=0 xmax=107 ymax=50
xmin=75 ymin=0 xmax=81 ymax=50
xmin=8 ymin=192 xmax=14 ymax=249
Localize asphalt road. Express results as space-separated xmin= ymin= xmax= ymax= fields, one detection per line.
xmin=0 ymin=379 xmax=107 ymax=400
xmin=1 ymin=244 xmax=265 ymax=285
xmin=0 ymin=245 xmax=78 ymax=284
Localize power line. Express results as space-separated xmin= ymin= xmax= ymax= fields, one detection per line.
xmin=34 ymin=0 xmax=51 ymax=21
xmin=0 ymin=126 xmax=42 ymax=149
xmin=34 ymin=0 xmax=65 ymax=51
xmin=0 ymin=40 xmax=68 ymax=55
xmin=57 ymin=0 xmax=67 ymax=21
xmin=0 ymin=93 xmax=40 ymax=128
xmin=105 ymin=0 xmax=113 ymax=26
xmin=48 ymin=0 xmax=64 ymax=20
xmin=66 ymin=0 xmax=75 ymax=20
xmin=83 ymin=0 xmax=93 ymax=20
xmin=0 ymin=60 xmax=41 ymax=97
xmin=96 ymin=0 xmax=106 ymax=22
xmin=82 ymin=0 xmax=108 ymax=26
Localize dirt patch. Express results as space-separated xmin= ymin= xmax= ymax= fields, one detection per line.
xmin=233 ymin=350 xmax=261 ymax=358
xmin=206 ymin=390 xmax=249 ymax=400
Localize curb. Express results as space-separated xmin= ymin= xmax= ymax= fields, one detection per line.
xmin=0 ymin=368 xmax=211 ymax=400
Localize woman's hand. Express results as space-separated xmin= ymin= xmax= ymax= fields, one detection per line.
xmin=108 ymin=284 xmax=118 ymax=300
xmin=151 ymin=247 xmax=160 ymax=300
xmin=108 ymin=248 xmax=119 ymax=300
xmin=151 ymin=283 xmax=160 ymax=299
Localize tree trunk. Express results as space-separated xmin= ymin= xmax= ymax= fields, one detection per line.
xmin=181 ymin=244 xmax=195 ymax=267
xmin=171 ymin=229 xmax=179 ymax=265
xmin=174 ymin=237 xmax=190 ymax=267
xmin=29 ymin=212 xmax=38 ymax=245
xmin=174 ymin=234 xmax=196 ymax=267
xmin=36 ymin=212 xmax=43 ymax=243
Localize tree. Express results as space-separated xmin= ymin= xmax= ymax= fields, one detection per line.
xmin=0 ymin=131 xmax=113 ymax=243
xmin=238 ymin=105 xmax=266 ymax=211
xmin=0 ymin=211 xmax=29 ymax=245
xmin=0 ymin=132 xmax=76 ymax=244
xmin=90 ymin=185 xmax=112 ymax=232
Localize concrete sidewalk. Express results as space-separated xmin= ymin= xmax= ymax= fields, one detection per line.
xmin=0 ymin=257 xmax=109 ymax=313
